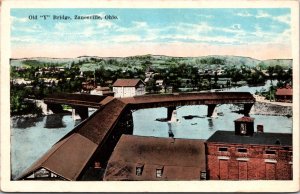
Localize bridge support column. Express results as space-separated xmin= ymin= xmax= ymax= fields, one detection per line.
xmin=74 ymin=106 xmax=89 ymax=120
xmin=167 ymin=106 xmax=176 ymax=121
xmin=47 ymin=103 xmax=63 ymax=113
xmin=45 ymin=114 xmax=64 ymax=128
xmin=207 ymin=104 xmax=217 ymax=117
xmin=244 ymin=103 xmax=254 ymax=117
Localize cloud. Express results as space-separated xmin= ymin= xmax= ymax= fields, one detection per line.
xmin=11 ymin=16 xmax=28 ymax=23
xmin=274 ymin=14 xmax=290 ymax=25
xmin=11 ymin=36 xmax=38 ymax=43
xmin=132 ymin=21 xmax=148 ymax=28
xmin=197 ymin=14 xmax=214 ymax=18
xmin=231 ymin=24 xmax=241 ymax=30
xmin=111 ymin=35 xmax=142 ymax=42
xmin=236 ymin=11 xmax=252 ymax=17
xmin=256 ymin=10 xmax=271 ymax=18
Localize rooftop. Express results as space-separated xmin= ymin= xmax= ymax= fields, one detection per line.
xmin=234 ymin=116 xmax=255 ymax=122
xmin=112 ymin=79 xmax=144 ymax=87
xmin=206 ymin=131 xmax=292 ymax=146
xmin=276 ymin=88 xmax=293 ymax=96
xmin=104 ymin=135 xmax=206 ymax=181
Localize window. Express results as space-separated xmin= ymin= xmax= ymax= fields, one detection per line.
xmin=240 ymin=123 xmax=247 ymax=134
xmin=136 ymin=164 xmax=144 ymax=176
xmin=237 ymin=148 xmax=247 ymax=153
xmin=200 ymin=171 xmax=207 ymax=180
xmin=265 ymin=150 xmax=276 ymax=155
xmin=156 ymin=167 xmax=164 ymax=178
xmin=219 ymin=147 xmax=228 ymax=152
xmin=283 ymin=147 xmax=290 ymax=151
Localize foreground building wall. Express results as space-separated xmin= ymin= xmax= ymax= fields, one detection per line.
xmin=206 ymin=143 xmax=292 ymax=180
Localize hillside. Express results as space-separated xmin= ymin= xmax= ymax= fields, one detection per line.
xmin=10 ymin=55 xmax=293 ymax=71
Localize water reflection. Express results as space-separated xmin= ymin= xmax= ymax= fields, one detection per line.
xmin=207 ymin=118 xmax=214 ymax=130
xmin=11 ymin=116 xmax=44 ymax=129
xmin=168 ymin=123 xmax=174 ymax=138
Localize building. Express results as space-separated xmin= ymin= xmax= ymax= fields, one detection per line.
xmin=155 ymin=80 xmax=165 ymax=91
xmin=275 ymin=85 xmax=293 ymax=102
xmin=104 ymin=135 xmax=207 ymax=181
xmin=206 ymin=116 xmax=292 ymax=180
xmin=112 ymin=79 xmax=145 ymax=98
xmin=90 ymin=86 xmax=114 ymax=96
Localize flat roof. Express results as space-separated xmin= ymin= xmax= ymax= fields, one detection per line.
xmin=206 ymin=131 xmax=292 ymax=146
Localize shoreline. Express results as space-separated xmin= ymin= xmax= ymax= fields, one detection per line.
xmin=250 ymin=101 xmax=292 ymax=117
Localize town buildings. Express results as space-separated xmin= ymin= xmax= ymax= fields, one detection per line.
xmin=90 ymin=86 xmax=114 ymax=96
xmin=206 ymin=117 xmax=292 ymax=180
xmin=112 ymin=79 xmax=145 ymax=98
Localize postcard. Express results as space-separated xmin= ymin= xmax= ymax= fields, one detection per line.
xmin=1 ymin=0 xmax=299 ymax=192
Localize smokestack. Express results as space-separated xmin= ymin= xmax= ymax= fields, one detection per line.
xmin=257 ymin=124 xmax=264 ymax=133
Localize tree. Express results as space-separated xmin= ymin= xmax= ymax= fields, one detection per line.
xmin=267 ymin=66 xmax=274 ymax=79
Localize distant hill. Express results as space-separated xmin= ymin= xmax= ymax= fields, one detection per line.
xmin=10 ymin=55 xmax=293 ymax=70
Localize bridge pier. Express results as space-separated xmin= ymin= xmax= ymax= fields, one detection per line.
xmin=244 ymin=103 xmax=254 ymax=117
xmin=207 ymin=104 xmax=217 ymax=117
xmin=45 ymin=114 xmax=64 ymax=128
xmin=47 ymin=103 xmax=63 ymax=113
xmin=167 ymin=106 xmax=176 ymax=121
xmin=73 ymin=106 xmax=89 ymax=120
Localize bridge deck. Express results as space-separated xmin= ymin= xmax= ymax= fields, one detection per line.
xmin=120 ymin=92 xmax=255 ymax=109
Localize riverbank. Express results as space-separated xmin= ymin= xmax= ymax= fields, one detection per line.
xmin=250 ymin=101 xmax=292 ymax=117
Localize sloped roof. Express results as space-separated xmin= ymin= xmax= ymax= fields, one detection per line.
xmin=276 ymin=88 xmax=293 ymax=96
xmin=17 ymin=99 xmax=127 ymax=180
xmin=112 ymin=79 xmax=144 ymax=87
xmin=234 ymin=116 xmax=255 ymax=122
xmin=104 ymin=135 xmax=206 ymax=181
xmin=17 ymin=133 xmax=98 ymax=180
xmin=206 ymin=131 xmax=292 ymax=146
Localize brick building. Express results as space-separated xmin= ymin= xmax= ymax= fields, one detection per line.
xmin=206 ymin=116 xmax=292 ymax=180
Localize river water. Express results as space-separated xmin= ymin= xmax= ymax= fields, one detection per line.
xmin=10 ymin=80 xmax=292 ymax=180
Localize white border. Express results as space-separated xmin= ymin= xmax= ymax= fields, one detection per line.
xmin=1 ymin=0 xmax=299 ymax=192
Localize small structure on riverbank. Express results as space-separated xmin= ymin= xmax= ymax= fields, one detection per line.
xmin=275 ymin=85 xmax=292 ymax=103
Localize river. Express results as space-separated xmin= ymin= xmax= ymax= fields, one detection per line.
xmin=10 ymin=80 xmax=292 ymax=180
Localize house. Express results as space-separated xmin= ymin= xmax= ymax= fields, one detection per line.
xmin=90 ymin=86 xmax=114 ymax=96
xmin=12 ymin=78 xmax=32 ymax=85
xmin=275 ymin=85 xmax=293 ymax=102
xmin=81 ymin=81 xmax=95 ymax=92
xmin=112 ymin=79 xmax=145 ymax=98
xmin=206 ymin=116 xmax=292 ymax=180
xmin=103 ymin=135 xmax=207 ymax=181
xmin=155 ymin=80 xmax=165 ymax=91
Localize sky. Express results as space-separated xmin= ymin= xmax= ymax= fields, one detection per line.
xmin=11 ymin=8 xmax=291 ymax=60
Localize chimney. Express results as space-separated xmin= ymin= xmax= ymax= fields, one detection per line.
xmin=257 ymin=125 xmax=264 ymax=133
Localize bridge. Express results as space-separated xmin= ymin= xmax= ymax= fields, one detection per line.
xmin=45 ymin=92 xmax=255 ymax=120
xmin=18 ymin=92 xmax=255 ymax=180
xmin=120 ymin=92 xmax=255 ymax=118
xmin=44 ymin=93 xmax=111 ymax=119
